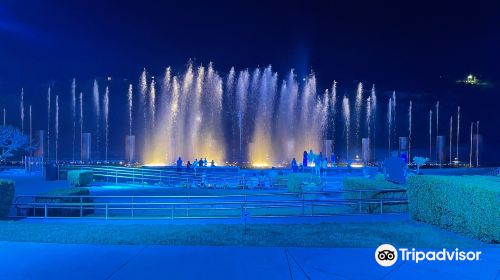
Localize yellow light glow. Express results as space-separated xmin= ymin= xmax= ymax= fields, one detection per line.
xmin=143 ymin=162 xmax=168 ymax=167
xmin=351 ymin=163 xmax=364 ymax=168
xmin=252 ymin=162 xmax=270 ymax=168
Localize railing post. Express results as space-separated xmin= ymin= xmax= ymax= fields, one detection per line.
xmin=131 ymin=197 xmax=134 ymax=218
xmin=187 ymin=197 xmax=190 ymax=217
xmin=380 ymin=200 xmax=383 ymax=214
xmin=105 ymin=204 xmax=108 ymax=220
xmin=44 ymin=203 xmax=47 ymax=218
xmin=358 ymin=191 xmax=362 ymax=213
xmin=171 ymin=205 xmax=175 ymax=219
xmin=310 ymin=201 xmax=314 ymax=216
xmin=80 ymin=196 xmax=83 ymax=217
xmin=115 ymin=170 xmax=118 ymax=184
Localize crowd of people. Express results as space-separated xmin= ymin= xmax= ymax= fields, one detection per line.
xmin=176 ymin=157 xmax=216 ymax=172
xmin=290 ymin=149 xmax=337 ymax=175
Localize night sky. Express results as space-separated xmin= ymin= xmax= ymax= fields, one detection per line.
xmin=0 ymin=0 xmax=499 ymax=164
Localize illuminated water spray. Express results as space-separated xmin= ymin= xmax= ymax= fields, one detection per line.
xmin=355 ymin=82 xmax=363 ymax=147
xmin=429 ymin=110 xmax=432 ymax=159
xmin=79 ymin=92 xmax=83 ymax=162
xmin=47 ymin=87 xmax=51 ymax=161
xmin=456 ymin=106 xmax=460 ymax=161
xmin=342 ymin=95 xmax=350 ymax=160
xmin=408 ymin=101 xmax=412 ymax=163
xmin=236 ymin=70 xmax=249 ymax=161
xmin=93 ymin=80 xmax=100 ymax=154
xmin=331 ymin=81 xmax=337 ymax=147
xmin=128 ymin=84 xmax=133 ymax=136
xmin=71 ymin=78 xmax=76 ymax=161
xmin=387 ymin=98 xmax=392 ymax=153
xmin=149 ymin=78 xmax=156 ymax=129
xmin=104 ymin=87 xmax=109 ymax=162
xmin=20 ymin=88 xmax=24 ymax=133
xmin=55 ymin=95 xmax=59 ymax=162
xmin=449 ymin=116 xmax=452 ymax=164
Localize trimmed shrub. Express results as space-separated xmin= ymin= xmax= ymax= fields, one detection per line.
xmin=286 ymin=173 xmax=321 ymax=193
xmin=0 ymin=180 xmax=15 ymax=218
xmin=407 ymin=175 xmax=500 ymax=243
xmin=68 ymin=170 xmax=93 ymax=187
xmin=343 ymin=177 xmax=407 ymax=213
xmin=34 ymin=188 xmax=93 ymax=217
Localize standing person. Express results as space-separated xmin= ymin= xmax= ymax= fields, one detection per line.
xmin=193 ymin=159 xmax=199 ymax=174
xmin=204 ymin=158 xmax=208 ymax=167
xmin=330 ymin=152 xmax=336 ymax=167
xmin=291 ymin=158 xmax=298 ymax=173
xmin=314 ymin=155 xmax=321 ymax=176
xmin=210 ymin=160 xmax=215 ymax=167
xmin=303 ymin=151 xmax=308 ymax=167
xmin=186 ymin=161 xmax=192 ymax=172
xmin=176 ymin=157 xmax=183 ymax=171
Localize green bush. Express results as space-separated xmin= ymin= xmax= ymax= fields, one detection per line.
xmin=67 ymin=170 xmax=93 ymax=187
xmin=34 ymin=188 xmax=93 ymax=217
xmin=407 ymin=175 xmax=500 ymax=243
xmin=0 ymin=180 xmax=15 ymax=218
xmin=286 ymin=173 xmax=321 ymax=193
xmin=343 ymin=177 xmax=407 ymax=213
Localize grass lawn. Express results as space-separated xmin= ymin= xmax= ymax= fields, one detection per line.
xmin=0 ymin=219 xmax=492 ymax=248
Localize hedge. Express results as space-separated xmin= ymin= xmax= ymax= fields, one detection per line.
xmin=0 ymin=180 xmax=15 ymax=218
xmin=34 ymin=187 xmax=93 ymax=217
xmin=68 ymin=170 xmax=93 ymax=187
xmin=286 ymin=173 xmax=322 ymax=193
xmin=342 ymin=176 xmax=407 ymax=213
xmin=407 ymin=175 xmax=500 ymax=243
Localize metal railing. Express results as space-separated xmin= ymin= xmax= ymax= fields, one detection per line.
xmin=12 ymin=190 xmax=408 ymax=219
xmin=59 ymin=164 xmax=310 ymax=189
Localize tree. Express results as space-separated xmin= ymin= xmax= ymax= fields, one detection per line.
xmin=0 ymin=126 xmax=31 ymax=161
xmin=412 ymin=157 xmax=428 ymax=174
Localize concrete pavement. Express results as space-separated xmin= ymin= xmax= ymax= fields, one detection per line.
xmin=0 ymin=242 xmax=498 ymax=280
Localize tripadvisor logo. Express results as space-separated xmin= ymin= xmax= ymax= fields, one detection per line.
xmin=375 ymin=244 xmax=482 ymax=267
xmin=375 ymin=244 xmax=398 ymax=267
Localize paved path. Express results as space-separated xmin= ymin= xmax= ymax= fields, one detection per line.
xmin=0 ymin=242 xmax=498 ymax=279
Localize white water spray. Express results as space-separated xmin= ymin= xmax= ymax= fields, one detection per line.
xmin=128 ymin=84 xmax=133 ymax=136
xmin=20 ymin=88 xmax=24 ymax=133
xmin=55 ymin=95 xmax=59 ymax=162
xmin=429 ymin=110 xmax=432 ymax=159
xmin=342 ymin=95 xmax=350 ymax=161
xmin=456 ymin=106 xmax=460 ymax=161
xmin=449 ymin=116 xmax=452 ymax=164
xmin=104 ymin=87 xmax=109 ymax=162
xmin=72 ymin=78 xmax=76 ymax=161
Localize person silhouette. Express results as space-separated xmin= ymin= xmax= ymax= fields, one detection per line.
xmin=303 ymin=151 xmax=308 ymax=167
xmin=176 ymin=157 xmax=183 ymax=171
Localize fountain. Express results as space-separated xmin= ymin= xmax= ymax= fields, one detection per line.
xmin=355 ymin=82 xmax=363 ymax=150
xmin=71 ymin=78 xmax=76 ymax=162
xmin=408 ymin=100 xmax=412 ymax=163
xmin=456 ymin=106 xmax=460 ymax=161
xmin=469 ymin=122 xmax=473 ymax=167
xmin=342 ymin=95 xmax=350 ymax=161
xmin=104 ymin=86 xmax=109 ymax=162
xmin=79 ymin=91 xmax=83 ymax=162
xmin=47 ymin=87 xmax=51 ymax=161
xmin=387 ymin=98 xmax=392 ymax=154
xmin=20 ymin=88 xmax=24 ymax=133
xmin=93 ymin=80 xmax=100 ymax=157
xmin=55 ymin=95 xmax=59 ymax=162
xmin=429 ymin=110 xmax=432 ymax=159
xmin=449 ymin=116 xmax=452 ymax=164
xmin=29 ymin=105 xmax=32 ymax=156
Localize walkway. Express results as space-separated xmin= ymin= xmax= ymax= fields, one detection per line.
xmin=0 ymin=242 xmax=497 ymax=279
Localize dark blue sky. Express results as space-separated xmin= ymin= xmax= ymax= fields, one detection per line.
xmin=1 ymin=0 xmax=498 ymax=86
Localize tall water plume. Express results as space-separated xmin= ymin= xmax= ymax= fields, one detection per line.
xmin=387 ymin=98 xmax=392 ymax=153
xmin=93 ymin=80 xmax=100 ymax=155
xmin=71 ymin=78 xmax=76 ymax=161
xmin=149 ymin=78 xmax=156 ymax=129
xmin=128 ymin=84 xmax=133 ymax=136
xmin=429 ymin=110 xmax=433 ymax=159
xmin=20 ymin=88 xmax=24 ymax=132
xmin=342 ymin=95 xmax=350 ymax=160
xmin=79 ymin=92 xmax=83 ymax=161
xmin=449 ymin=116 xmax=453 ymax=164
xmin=331 ymin=81 xmax=338 ymax=147
xmin=55 ymin=95 xmax=59 ymax=162
xmin=408 ymin=101 xmax=412 ymax=162
xmin=236 ymin=69 xmax=249 ymax=161
xmin=456 ymin=106 xmax=460 ymax=160
xmin=104 ymin=86 xmax=109 ymax=161
xmin=355 ymin=82 xmax=363 ymax=147
xmin=47 ymin=87 xmax=51 ymax=161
